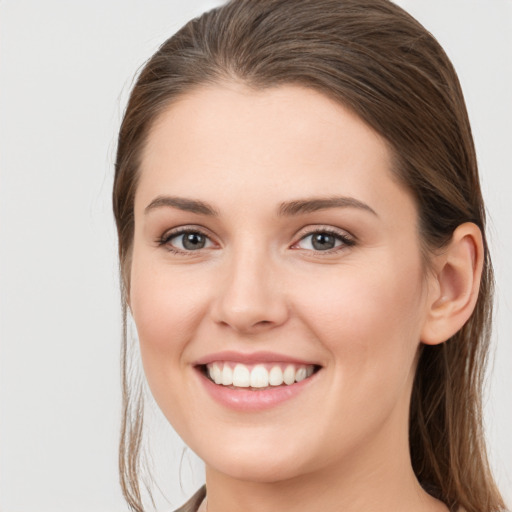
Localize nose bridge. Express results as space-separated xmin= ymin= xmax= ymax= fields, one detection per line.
xmin=212 ymin=239 xmax=288 ymax=333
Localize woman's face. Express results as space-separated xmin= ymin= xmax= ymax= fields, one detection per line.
xmin=130 ymin=83 xmax=434 ymax=482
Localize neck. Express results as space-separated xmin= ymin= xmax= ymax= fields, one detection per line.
xmin=202 ymin=413 xmax=448 ymax=512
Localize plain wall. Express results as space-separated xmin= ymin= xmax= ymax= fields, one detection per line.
xmin=0 ymin=1 xmax=510 ymax=511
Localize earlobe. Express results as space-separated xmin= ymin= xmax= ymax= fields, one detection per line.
xmin=421 ymin=222 xmax=484 ymax=345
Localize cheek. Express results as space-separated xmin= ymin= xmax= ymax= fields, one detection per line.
xmin=128 ymin=255 xmax=215 ymax=435
xmin=296 ymin=254 xmax=426 ymax=385
xmin=290 ymin=256 xmax=427 ymax=459
xmin=129 ymin=253 xmax=207 ymax=378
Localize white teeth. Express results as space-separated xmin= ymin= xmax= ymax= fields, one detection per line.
xmin=295 ymin=367 xmax=307 ymax=382
xmin=269 ymin=366 xmax=284 ymax=386
xmin=221 ymin=364 xmax=233 ymax=386
xmin=250 ymin=365 xmax=269 ymax=388
xmin=232 ymin=364 xmax=250 ymax=387
xmin=211 ymin=363 xmax=222 ymax=384
xmin=283 ymin=365 xmax=295 ymax=385
xmin=206 ymin=362 xmax=316 ymax=388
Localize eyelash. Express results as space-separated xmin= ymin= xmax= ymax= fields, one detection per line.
xmin=292 ymin=228 xmax=356 ymax=253
xmin=157 ymin=227 xmax=214 ymax=255
xmin=157 ymin=226 xmax=356 ymax=255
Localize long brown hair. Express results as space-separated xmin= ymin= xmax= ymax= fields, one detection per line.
xmin=113 ymin=1 xmax=505 ymax=510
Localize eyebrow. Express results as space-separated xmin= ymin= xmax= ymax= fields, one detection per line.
xmin=278 ymin=196 xmax=378 ymax=217
xmin=144 ymin=195 xmax=378 ymax=218
xmin=145 ymin=196 xmax=219 ymax=216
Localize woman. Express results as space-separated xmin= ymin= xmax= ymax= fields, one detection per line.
xmin=112 ymin=0 xmax=506 ymax=511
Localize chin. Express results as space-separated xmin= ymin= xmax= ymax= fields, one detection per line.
xmin=192 ymin=430 xmax=321 ymax=484
xmin=207 ymin=455 xmax=306 ymax=484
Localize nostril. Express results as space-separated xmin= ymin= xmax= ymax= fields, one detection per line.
xmin=211 ymin=291 xmax=289 ymax=333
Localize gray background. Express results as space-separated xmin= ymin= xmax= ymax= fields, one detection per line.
xmin=1 ymin=1 xmax=510 ymax=510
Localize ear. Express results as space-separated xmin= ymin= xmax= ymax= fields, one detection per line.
xmin=421 ymin=222 xmax=484 ymax=345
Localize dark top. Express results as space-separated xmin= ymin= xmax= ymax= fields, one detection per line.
xmin=174 ymin=485 xmax=207 ymax=512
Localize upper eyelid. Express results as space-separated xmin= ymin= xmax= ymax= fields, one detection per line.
xmin=161 ymin=225 xmax=214 ymax=240
xmin=294 ymin=225 xmax=355 ymax=240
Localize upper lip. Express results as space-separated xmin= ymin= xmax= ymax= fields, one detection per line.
xmin=193 ymin=350 xmax=321 ymax=366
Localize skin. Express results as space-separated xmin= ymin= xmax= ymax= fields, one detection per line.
xmin=129 ymin=83 xmax=482 ymax=512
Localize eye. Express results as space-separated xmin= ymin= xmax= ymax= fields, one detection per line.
xmin=159 ymin=229 xmax=214 ymax=252
xmin=292 ymin=229 xmax=355 ymax=252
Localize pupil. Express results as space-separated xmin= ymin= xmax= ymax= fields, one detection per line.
xmin=183 ymin=232 xmax=205 ymax=250
xmin=312 ymin=233 xmax=335 ymax=250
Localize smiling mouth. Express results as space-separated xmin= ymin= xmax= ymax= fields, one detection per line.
xmin=198 ymin=362 xmax=321 ymax=390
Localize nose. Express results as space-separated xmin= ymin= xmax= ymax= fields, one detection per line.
xmin=211 ymin=247 xmax=289 ymax=334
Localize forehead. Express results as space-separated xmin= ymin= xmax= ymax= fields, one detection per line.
xmin=135 ymin=83 xmax=412 ymax=220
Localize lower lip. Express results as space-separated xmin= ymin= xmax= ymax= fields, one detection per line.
xmin=195 ymin=368 xmax=319 ymax=411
